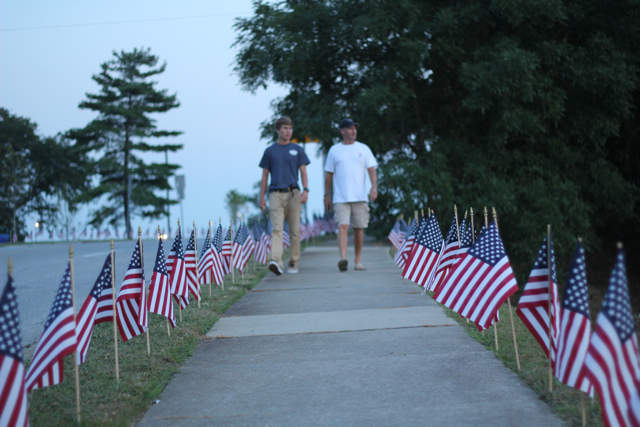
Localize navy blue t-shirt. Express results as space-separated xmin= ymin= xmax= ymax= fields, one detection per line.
xmin=259 ymin=142 xmax=310 ymax=191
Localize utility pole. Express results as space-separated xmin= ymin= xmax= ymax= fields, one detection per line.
xmin=165 ymin=150 xmax=170 ymax=235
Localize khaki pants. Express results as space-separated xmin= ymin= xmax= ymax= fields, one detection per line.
xmin=268 ymin=189 xmax=301 ymax=269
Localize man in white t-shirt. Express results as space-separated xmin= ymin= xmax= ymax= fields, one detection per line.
xmin=324 ymin=118 xmax=378 ymax=272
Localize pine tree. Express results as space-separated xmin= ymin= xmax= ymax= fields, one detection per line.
xmin=68 ymin=47 xmax=182 ymax=239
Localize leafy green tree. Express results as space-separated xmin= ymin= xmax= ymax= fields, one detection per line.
xmin=234 ymin=0 xmax=640 ymax=272
xmin=225 ymin=189 xmax=252 ymax=229
xmin=0 ymin=108 xmax=90 ymax=239
xmin=68 ymin=47 xmax=182 ymax=239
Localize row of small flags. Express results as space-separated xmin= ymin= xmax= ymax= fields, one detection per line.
xmin=0 ymin=216 xmax=337 ymax=425
xmin=389 ymin=207 xmax=639 ymax=427
xmin=24 ymin=214 xmax=338 ymax=243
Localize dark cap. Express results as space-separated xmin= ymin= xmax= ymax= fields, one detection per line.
xmin=339 ymin=118 xmax=358 ymax=129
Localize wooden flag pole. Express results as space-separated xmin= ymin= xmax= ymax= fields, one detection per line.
xmin=110 ymin=240 xmax=120 ymax=381
xmin=546 ymin=224 xmax=553 ymax=393
xmin=193 ymin=221 xmax=201 ymax=308
xmin=581 ymin=393 xmax=586 ymax=427
xmin=454 ymin=204 xmax=461 ymax=246
xmin=230 ymin=219 xmax=235 ymax=285
xmin=158 ymin=227 xmax=171 ymax=337
xmin=492 ymin=207 xmax=521 ymax=371
xmin=219 ymin=216 xmax=225 ymax=296
xmin=69 ymin=246 xmax=82 ymax=422
xmin=469 ymin=207 xmax=476 ymax=243
xmin=177 ymin=218 xmax=183 ymax=323
xmin=140 ymin=227 xmax=150 ymax=356
xmin=484 ymin=207 xmax=499 ymax=350
xmin=208 ymin=221 xmax=214 ymax=295
xmin=240 ymin=215 xmax=245 ymax=284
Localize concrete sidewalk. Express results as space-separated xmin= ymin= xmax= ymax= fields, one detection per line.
xmin=139 ymin=243 xmax=563 ymax=426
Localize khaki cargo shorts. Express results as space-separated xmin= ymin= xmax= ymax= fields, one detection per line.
xmin=334 ymin=202 xmax=370 ymax=228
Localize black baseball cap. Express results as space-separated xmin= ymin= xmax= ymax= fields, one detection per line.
xmin=339 ymin=118 xmax=358 ymax=129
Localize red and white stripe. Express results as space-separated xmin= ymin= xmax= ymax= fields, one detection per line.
xmin=94 ymin=286 xmax=114 ymax=324
xmin=585 ymin=316 xmax=640 ymax=426
xmin=554 ymin=309 xmax=591 ymax=392
xmin=394 ymin=235 xmax=414 ymax=270
xmin=184 ymin=248 xmax=200 ymax=302
xmin=116 ymin=267 xmax=146 ymax=342
xmin=75 ymin=295 xmax=98 ymax=365
xmin=0 ymin=356 xmax=27 ymax=426
xmin=434 ymin=255 xmax=518 ymax=330
xmin=401 ymin=243 xmax=441 ymax=288
xmin=25 ymin=307 xmax=76 ymax=391
xmin=426 ymin=240 xmax=462 ymax=292
xmin=516 ymin=267 xmax=560 ymax=361
xmin=148 ymin=269 xmax=175 ymax=328
xmin=221 ymin=238 xmax=232 ymax=274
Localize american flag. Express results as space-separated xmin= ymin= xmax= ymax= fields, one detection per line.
xmin=432 ymin=219 xmax=474 ymax=297
xmin=240 ymin=227 xmax=256 ymax=270
xmin=76 ymin=254 xmax=112 ymax=364
xmin=0 ymin=272 xmax=28 ymax=426
xmin=25 ymin=263 xmax=76 ymax=391
xmin=516 ymin=235 xmax=560 ymax=362
xmin=434 ymin=222 xmax=518 ymax=331
xmin=431 ymin=219 xmax=474 ymax=296
xmin=584 ymin=248 xmax=640 ymax=427
xmin=221 ymin=227 xmax=233 ymax=274
xmin=197 ymin=228 xmax=213 ymax=285
xmin=233 ymin=223 xmax=254 ymax=272
xmin=198 ymin=225 xmax=224 ymax=286
xmin=283 ymin=221 xmax=291 ymax=248
xmin=231 ymin=223 xmax=247 ymax=270
xmin=116 ymin=240 xmax=147 ymax=342
xmin=394 ymin=218 xmax=418 ymax=269
xmin=426 ymin=216 xmax=460 ymax=292
xmin=554 ymin=242 xmax=592 ymax=394
xmin=169 ymin=227 xmax=189 ymax=310
xmin=388 ymin=218 xmax=408 ymax=250
xmin=147 ymin=238 xmax=175 ymax=327
xmin=94 ymin=253 xmax=115 ymax=324
xmin=401 ymin=214 xmax=443 ymax=288
xmin=255 ymin=225 xmax=270 ymax=265
xmin=184 ymin=228 xmax=201 ymax=301
xmin=199 ymin=227 xmax=211 ymax=260
xmin=206 ymin=227 xmax=225 ymax=285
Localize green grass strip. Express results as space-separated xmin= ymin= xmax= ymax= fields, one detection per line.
xmin=27 ymin=263 xmax=267 ymax=426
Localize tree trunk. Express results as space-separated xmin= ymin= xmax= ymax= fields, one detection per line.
xmin=124 ymin=126 xmax=132 ymax=239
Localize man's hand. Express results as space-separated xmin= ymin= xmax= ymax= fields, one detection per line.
xmin=324 ymin=194 xmax=332 ymax=213
xmin=259 ymin=196 xmax=266 ymax=211
xmin=370 ymin=187 xmax=378 ymax=202
xmin=300 ymin=191 xmax=308 ymax=204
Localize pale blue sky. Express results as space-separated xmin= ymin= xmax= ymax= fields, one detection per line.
xmin=0 ymin=1 xmax=326 ymax=235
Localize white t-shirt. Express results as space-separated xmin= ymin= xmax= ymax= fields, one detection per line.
xmin=324 ymin=141 xmax=377 ymax=203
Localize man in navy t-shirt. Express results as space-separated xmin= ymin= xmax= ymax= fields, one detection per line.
xmin=259 ymin=116 xmax=310 ymax=275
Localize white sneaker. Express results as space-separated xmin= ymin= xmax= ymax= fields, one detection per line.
xmin=268 ymin=261 xmax=283 ymax=276
xmin=287 ymin=266 xmax=299 ymax=274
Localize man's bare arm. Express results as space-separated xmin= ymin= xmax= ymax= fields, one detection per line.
xmin=299 ymin=164 xmax=309 ymax=203
xmin=324 ymin=171 xmax=333 ymax=212
xmin=367 ymin=167 xmax=378 ymax=201
xmin=259 ymin=168 xmax=269 ymax=211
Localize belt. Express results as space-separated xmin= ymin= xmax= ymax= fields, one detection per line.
xmin=270 ymin=185 xmax=299 ymax=193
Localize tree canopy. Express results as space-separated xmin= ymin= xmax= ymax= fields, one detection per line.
xmin=68 ymin=47 xmax=183 ymax=239
xmin=234 ymin=0 xmax=640 ymax=269
xmin=0 ymin=107 xmax=89 ymax=239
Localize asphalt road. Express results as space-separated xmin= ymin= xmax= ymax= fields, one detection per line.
xmin=0 ymin=239 xmax=165 ymax=349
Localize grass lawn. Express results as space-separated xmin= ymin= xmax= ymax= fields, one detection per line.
xmin=27 ymin=263 xmax=267 ymax=426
